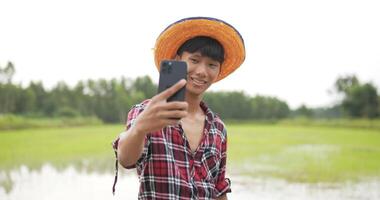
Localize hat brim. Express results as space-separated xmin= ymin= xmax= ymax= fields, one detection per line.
xmin=154 ymin=17 xmax=245 ymax=82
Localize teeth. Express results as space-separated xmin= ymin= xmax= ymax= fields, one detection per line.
xmin=191 ymin=77 xmax=206 ymax=85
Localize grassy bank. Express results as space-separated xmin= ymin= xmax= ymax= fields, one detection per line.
xmin=226 ymin=118 xmax=380 ymax=130
xmin=279 ymin=118 xmax=380 ymax=130
xmin=0 ymin=114 xmax=103 ymax=130
xmin=1 ymin=123 xmax=380 ymax=183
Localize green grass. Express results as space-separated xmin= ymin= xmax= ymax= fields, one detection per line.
xmin=0 ymin=114 xmax=103 ymax=130
xmin=225 ymin=118 xmax=380 ymax=130
xmin=0 ymin=124 xmax=122 ymax=172
xmin=279 ymin=118 xmax=380 ymax=130
xmin=1 ymin=123 xmax=380 ymax=183
xmin=228 ymin=124 xmax=380 ymax=182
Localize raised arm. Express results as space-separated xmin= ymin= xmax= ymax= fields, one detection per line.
xmin=117 ymin=79 xmax=188 ymax=168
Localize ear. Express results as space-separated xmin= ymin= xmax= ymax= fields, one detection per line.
xmin=174 ymin=54 xmax=180 ymax=60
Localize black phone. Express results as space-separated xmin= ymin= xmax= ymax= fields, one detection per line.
xmin=157 ymin=60 xmax=187 ymax=102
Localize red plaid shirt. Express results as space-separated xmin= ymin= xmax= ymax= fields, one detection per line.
xmin=113 ymin=100 xmax=231 ymax=199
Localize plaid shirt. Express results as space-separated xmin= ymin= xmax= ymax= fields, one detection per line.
xmin=113 ymin=100 xmax=231 ymax=200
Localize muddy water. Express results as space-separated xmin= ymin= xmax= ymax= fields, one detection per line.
xmin=0 ymin=164 xmax=379 ymax=200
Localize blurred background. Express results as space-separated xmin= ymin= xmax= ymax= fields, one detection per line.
xmin=1 ymin=0 xmax=380 ymax=199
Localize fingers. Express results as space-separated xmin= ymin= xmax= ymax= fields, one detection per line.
xmin=163 ymin=118 xmax=183 ymax=126
xmin=159 ymin=110 xmax=188 ymax=119
xmin=157 ymin=79 xmax=186 ymax=100
xmin=162 ymin=101 xmax=188 ymax=111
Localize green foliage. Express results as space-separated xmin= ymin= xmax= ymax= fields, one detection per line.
xmin=250 ymin=95 xmax=290 ymax=119
xmin=1 ymin=64 xmax=293 ymax=123
xmin=133 ymin=76 xmax=156 ymax=99
xmin=0 ymin=83 xmax=21 ymax=113
xmin=204 ymin=92 xmax=290 ymax=120
xmin=204 ymin=91 xmax=253 ymax=119
xmin=0 ymin=66 xmax=157 ymax=123
xmin=334 ymin=75 xmax=379 ymax=118
xmin=0 ymin=62 xmax=15 ymax=84
xmin=294 ymin=75 xmax=380 ymax=119
xmin=55 ymin=107 xmax=81 ymax=117
xmin=342 ymin=83 xmax=379 ymax=118
xmin=1 ymin=63 xmax=379 ymax=124
xmin=292 ymin=105 xmax=313 ymax=118
xmin=334 ymin=74 xmax=359 ymax=93
xmin=308 ymin=105 xmax=342 ymax=118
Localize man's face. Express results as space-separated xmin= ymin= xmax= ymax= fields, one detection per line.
xmin=177 ymin=51 xmax=221 ymax=96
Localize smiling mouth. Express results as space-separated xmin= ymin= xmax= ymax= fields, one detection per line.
xmin=190 ymin=77 xmax=207 ymax=86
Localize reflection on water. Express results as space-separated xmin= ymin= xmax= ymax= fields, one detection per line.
xmin=1 ymin=164 xmax=379 ymax=200
xmin=0 ymin=164 xmax=138 ymax=200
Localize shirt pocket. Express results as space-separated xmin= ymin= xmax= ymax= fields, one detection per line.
xmin=200 ymin=147 xmax=222 ymax=181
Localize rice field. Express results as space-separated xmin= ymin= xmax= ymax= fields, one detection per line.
xmin=1 ymin=123 xmax=380 ymax=183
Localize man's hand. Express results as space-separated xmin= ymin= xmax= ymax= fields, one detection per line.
xmin=118 ymin=79 xmax=188 ymax=168
xmin=134 ymin=79 xmax=188 ymax=135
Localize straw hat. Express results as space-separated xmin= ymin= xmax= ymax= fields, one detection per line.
xmin=154 ymin=17 xmax=245 ymax=82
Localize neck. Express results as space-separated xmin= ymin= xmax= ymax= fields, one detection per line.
xmin=185 ymin=92 xmax=203 ymax=115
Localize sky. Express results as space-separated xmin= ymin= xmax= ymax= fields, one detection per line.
xmin=1 ymin=0 xmax=379 ymax=109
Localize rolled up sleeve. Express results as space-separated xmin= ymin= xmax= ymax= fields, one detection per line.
xmin=112 ymin=101 xmax=150 ymax=169
xmin=111 ymin=101 xmax=151 ymax=194
xmin=214 ymin=133 xmax=231 ymax=197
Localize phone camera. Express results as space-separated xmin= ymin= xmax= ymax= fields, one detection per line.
xmin=167 ymin=62 xmax=172 ymax=73
xmin=162 ymin=61 xmax=173 ymax=74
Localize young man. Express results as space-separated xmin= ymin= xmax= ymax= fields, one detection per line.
xmin=113 ymin=17 xmax=245 ymax=200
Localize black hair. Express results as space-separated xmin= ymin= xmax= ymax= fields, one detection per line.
xmin=176 ymin=36 xmax=224 ymax=64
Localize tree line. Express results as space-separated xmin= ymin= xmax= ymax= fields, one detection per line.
xmin=1 ymin=62 xmax=379 ymax=123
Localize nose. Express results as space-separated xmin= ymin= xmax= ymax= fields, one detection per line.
xmin=193 ymin=63 xmax=207 ymax=77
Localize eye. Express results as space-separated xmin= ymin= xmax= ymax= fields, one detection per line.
xmin=208 ymin=63 xmax=219 ymax=69
xmin=189 ymin=58 xmax=199 ymax=64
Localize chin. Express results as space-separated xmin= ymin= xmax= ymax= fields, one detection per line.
xmin=187 ymin=84 xmax=210 ymax=96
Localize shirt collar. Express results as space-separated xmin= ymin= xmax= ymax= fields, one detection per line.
xmin=200 ymin=101 xmax=216 ymax=124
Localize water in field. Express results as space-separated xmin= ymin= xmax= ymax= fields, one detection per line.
xmin=1 ymin=164 xmax=379 ymax=200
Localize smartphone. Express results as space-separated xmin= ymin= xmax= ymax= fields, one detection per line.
xmin=157 ymin=60 xmax=187 ymax=102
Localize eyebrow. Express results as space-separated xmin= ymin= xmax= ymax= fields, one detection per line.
xmin=190 ymin=53 xmax=202 ymax=57
xmin=190 ymin=54 xmax=220 ymax=64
